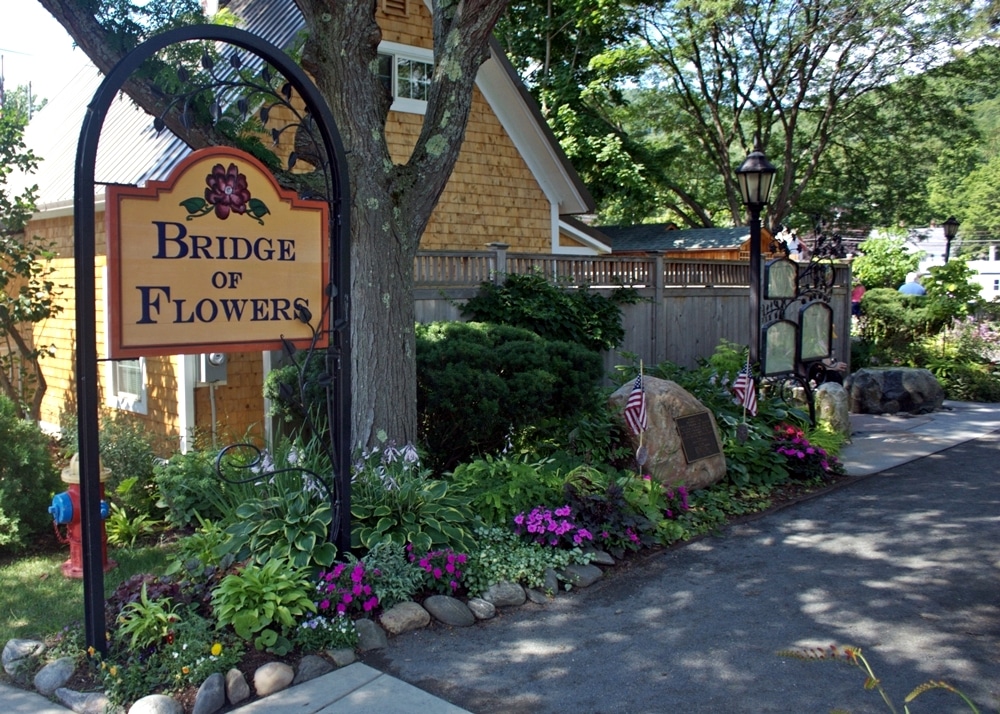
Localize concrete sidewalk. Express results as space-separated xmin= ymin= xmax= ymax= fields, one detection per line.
xmin=3 ymin=400 xmax=998 ymax=714
xmin=838 ymin=399 xmax=1000 ymax=475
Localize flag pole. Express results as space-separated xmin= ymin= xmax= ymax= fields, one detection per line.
xmin=638 ymin=359 xmax=645 ymax=450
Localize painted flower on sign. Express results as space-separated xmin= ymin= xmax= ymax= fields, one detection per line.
xmin=179 ymin=162 xmax=271 ymax=224
xmin=205 ymin=163 xmax=251 ymax=219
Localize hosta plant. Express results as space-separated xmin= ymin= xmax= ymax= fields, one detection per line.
xmin=211 ymin=558 xmax=315 ymax=655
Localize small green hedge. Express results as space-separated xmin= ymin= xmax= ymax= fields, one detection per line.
xmin=416 ymin=321 xmax=603 ymax=471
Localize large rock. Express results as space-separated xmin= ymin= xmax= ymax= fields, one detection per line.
xmin=379 ymin=601 xmax=430 ymax=635
xmin=815 ymin=382 xmax=851 ymax=438
xmin=34 ymin=656 xmax=76 ymax=696
xmin=844 ymin=368 xmax=944 ymax=415
xmin=253 ymin=661 xmax=294 ymax=697
xmin=2 ymin=638 xmax=45 ymax=678
xmin=609 ymin=377 xmax=726 ymax=489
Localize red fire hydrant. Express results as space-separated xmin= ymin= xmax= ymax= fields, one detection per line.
xmin=48 ymin=453 xmax=116 ymax=578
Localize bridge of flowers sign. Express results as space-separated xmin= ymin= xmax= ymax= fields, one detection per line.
xmin=107 ymin=146 xmax=328 ymax=358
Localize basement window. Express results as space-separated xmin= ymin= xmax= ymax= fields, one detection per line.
xmin=377 ymin=42 xmax=434 ymax=114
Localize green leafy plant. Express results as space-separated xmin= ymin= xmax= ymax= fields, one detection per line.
xmin=105 ymin=503 xmax=162 ymax=548
xmin=462 ymin=526 xmax=591 ymax=596
xmin=211 ymin=558 xmax=316 ymax=655
xmin=165 ymin=514 xmax=233 ymax=578
xmin=779 ymin=644 xmax=981 ymax=713
xmin=215 ymin=440 xmax=338 ymax=570
xmin=153 ymin=449 xmax=226 ymax=528
xmin=360 ymin=541 xmax=423 ymax=609
xmin=114 ymin=582 xmax=182 ymax=651
xmin=0 ymin=395 xmax=61 ymax=551
xmin=446 ymin=454 xmax=568 ymax=528
xmin=351 ymin=433 xmax=477 ymax=552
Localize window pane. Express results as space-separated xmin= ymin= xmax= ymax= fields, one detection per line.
xmin=396 ymin=57 xmax=432 ymax=101
xmin=377 ymin=53 xmax=392 ymax=96
xmin=115 ymin=359 xmax=142 ymax=396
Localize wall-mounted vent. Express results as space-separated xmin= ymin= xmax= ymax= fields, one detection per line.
xmin=382 ymin=0 xmax=408 ymax=17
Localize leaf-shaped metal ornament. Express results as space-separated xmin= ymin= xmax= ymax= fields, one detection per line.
xmin=177 ymin=66 xmax=189 ymax=83
xmin=259 ymin=105 xmax=270 ymax=124
xmin=229 ymin=53 xmax=242 ymax=70
xmin=261 ymin=65 xmax=272 ymax=83
xmin=288 ymin=152 xmax=297 ymax=170
xmin=153 ymin=116 xmax=166 ymax=133
xmin=281 ymin=82 xmax=293 ymax=100
xmin=636 ymin=445 xmax=648 ymax=467
xmin=271 ymin=128 xmax=281 ymax=145
xmin=201 ymin=52 xmax=214 ymax=71
xmin=237 ymin=98 xmax=248 ymax=119
xmin=736 ymin=422 xmax=749 ymax=443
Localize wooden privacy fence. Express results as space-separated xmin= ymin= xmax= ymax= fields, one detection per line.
xmin=413 ymin=245 xmax=853 ymax=372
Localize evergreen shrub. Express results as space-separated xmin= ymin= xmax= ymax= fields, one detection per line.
xmin=416 ymin=321 xmax=603 ymax=471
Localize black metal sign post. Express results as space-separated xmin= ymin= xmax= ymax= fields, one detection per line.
xmin=74 ymin=25 xmax=350 ymax=654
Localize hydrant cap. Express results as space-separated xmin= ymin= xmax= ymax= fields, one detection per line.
xmin=61 ymin=453 xmax=111 ymax=484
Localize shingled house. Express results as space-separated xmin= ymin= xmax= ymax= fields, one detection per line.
xmin=17 ymin=0 xmax=606 ymax=448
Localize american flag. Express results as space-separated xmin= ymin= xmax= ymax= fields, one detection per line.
xmin=733 ymin=361 xmax=757 ymax=417
xmin=624 ymin=374 xmax=647 ymax=435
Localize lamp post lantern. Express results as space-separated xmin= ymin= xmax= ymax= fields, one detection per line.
xmin=736 ymin=145 xmax=777 ymax=366
xmin=942 ymin=215 xmax=960 ymax=264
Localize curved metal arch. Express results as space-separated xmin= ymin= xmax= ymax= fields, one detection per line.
xmin=73 ymin=25 xmax=351 ymax=653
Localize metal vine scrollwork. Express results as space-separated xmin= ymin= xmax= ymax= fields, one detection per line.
xmin=758 ymin=227 xmax=846 ymax=424
xmin=146 ymin=40 xmax=345 ymax=547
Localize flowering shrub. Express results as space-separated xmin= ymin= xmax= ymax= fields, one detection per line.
xmin=513 ymin=505 xmax=594 ymax=547
xmin=315 ymin=559 xmax=380 ymax=618
xmin=351 ymin=430 xmax=478 ymax=552
xmin=408 ymin=544 xmax=468 ymax=594
xmin=463 ymin=526 xmax=592 ymax=596
xmin=772 ymin=424 xmax=844 ymax=480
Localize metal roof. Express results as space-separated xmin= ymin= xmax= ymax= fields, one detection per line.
xmin=598 ymin=224 xmax=752 ymax=252
xmin=19 ymin=0 xmax=593 ymax=220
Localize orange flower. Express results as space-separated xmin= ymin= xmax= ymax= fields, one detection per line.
xmin=182 ymin=666 xmax=190 ymax=675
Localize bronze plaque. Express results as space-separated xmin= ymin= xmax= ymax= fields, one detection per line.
xmin=675 ymin=411 xmax=722 ymax=463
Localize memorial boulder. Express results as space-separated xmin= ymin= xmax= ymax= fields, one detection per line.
xmin=844 ymin=368 xmax=944 ymax=415
xmin=609 ymin=377 xmax=726 ymax=490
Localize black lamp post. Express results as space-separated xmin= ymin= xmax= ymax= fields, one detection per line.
xmin=736 ymin=145 xmax=777 ymax=365
xmin=942 ymin=215 xmax=960 ymax=264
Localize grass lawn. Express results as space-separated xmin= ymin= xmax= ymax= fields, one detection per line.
xmin=0 ymin=543 xmax=173 ymax=644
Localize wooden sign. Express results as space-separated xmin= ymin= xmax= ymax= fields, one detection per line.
xmin=107 ymin=147 xmax=329 ymax=358
xmin=675 ymin=411 xmax=722 ymax=463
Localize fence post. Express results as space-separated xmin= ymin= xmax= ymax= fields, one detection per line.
xmin=487 ymin=242 xmax=509 ymax=285
xmin=652 ymin=252 xmax=667 ymax=364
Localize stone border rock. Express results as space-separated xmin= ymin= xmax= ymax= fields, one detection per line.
xmin=1 ymin=552 xmax=614 ymax=713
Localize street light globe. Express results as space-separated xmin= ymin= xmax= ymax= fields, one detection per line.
xmin=942 ymin=216 xmax=960 ymax=239
xmin=736 ymin=146 xmax=777 ymax=208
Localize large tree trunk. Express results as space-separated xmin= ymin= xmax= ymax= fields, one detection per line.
xmin=36 ymin=0 xmax=508 ymax=449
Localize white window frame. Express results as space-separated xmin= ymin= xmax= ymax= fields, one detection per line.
xmin=108 ymin=357 xmax=148 ymax=415
xmin=378 ymin=41 xmax=434 ymax=115
xmin=102 ymin=267 xmax=148 ymax=414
